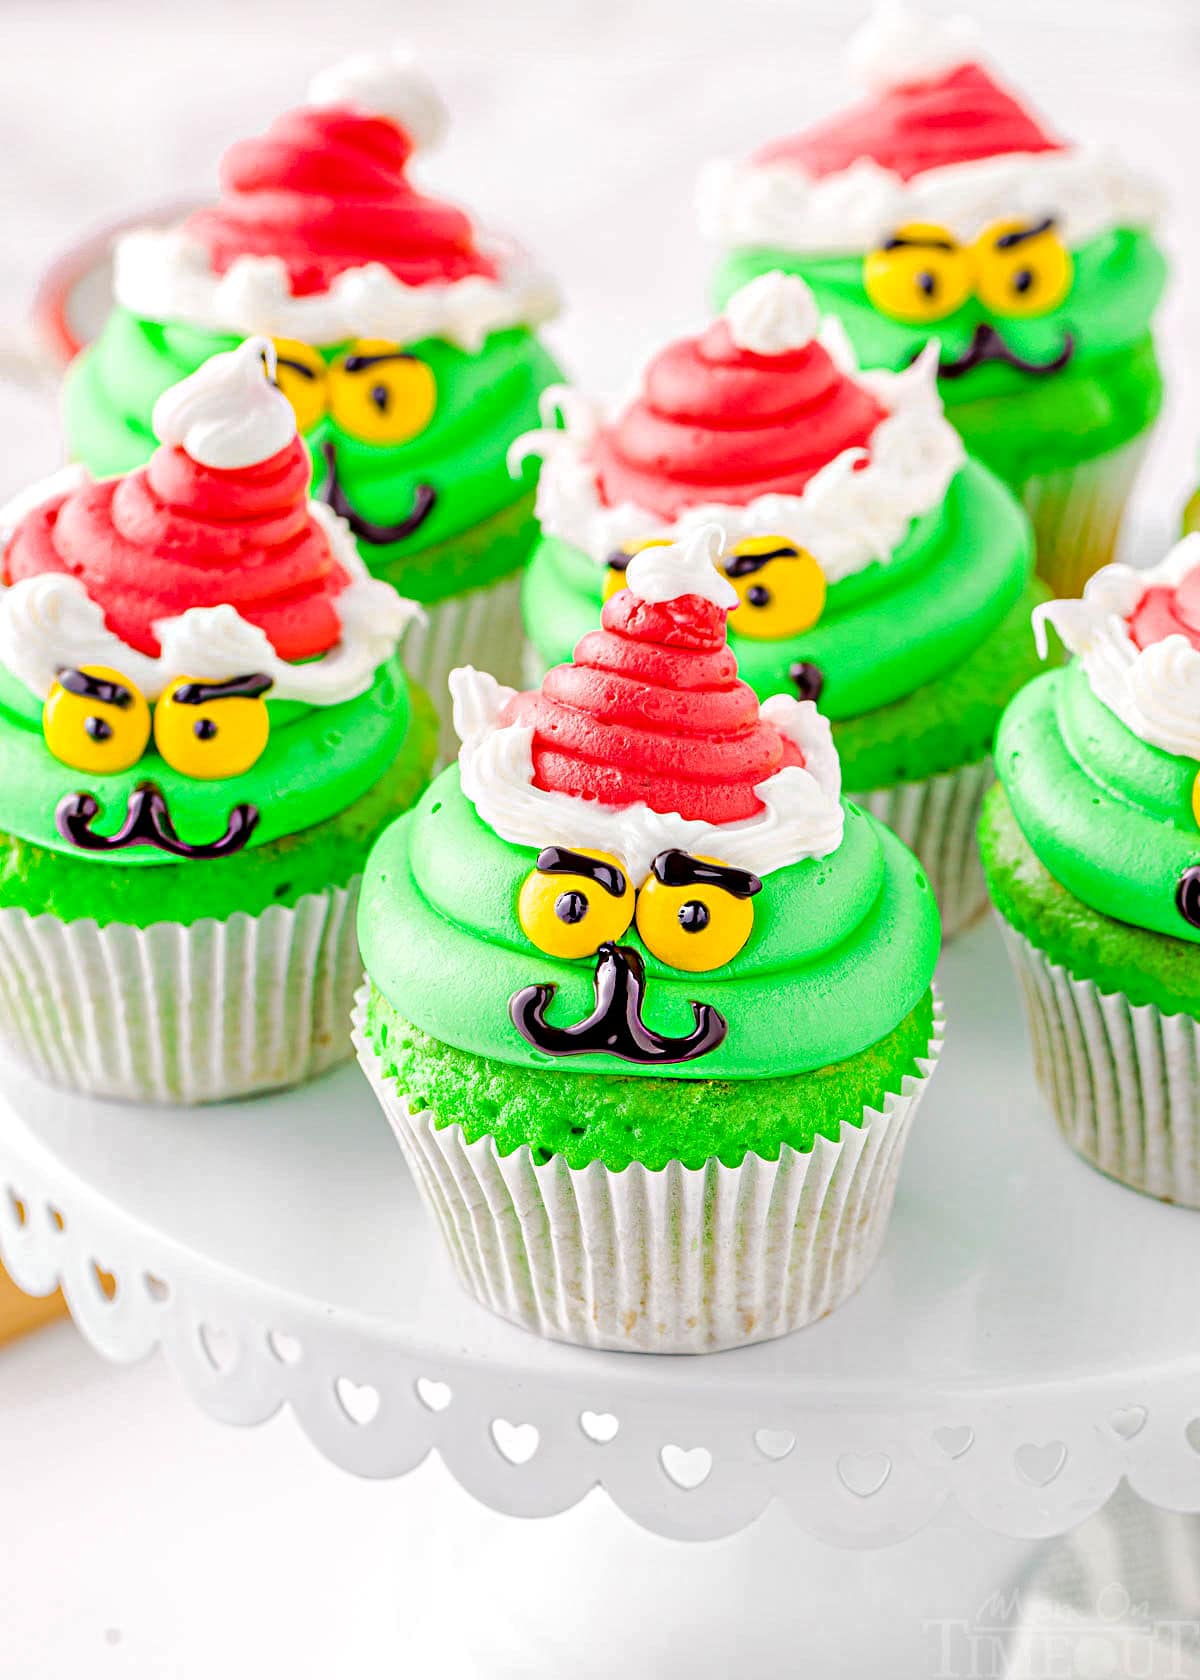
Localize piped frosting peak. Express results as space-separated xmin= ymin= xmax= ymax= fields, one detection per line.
xmin=151 ymin=338 xmax=296 ymax=470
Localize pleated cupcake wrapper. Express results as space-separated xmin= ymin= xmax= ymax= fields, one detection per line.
xmin=1000 ymin=921 xmax=1200 ymax=1207
xmin=0 ymin=882 xmax=361 ymax=1105
xmin=1019 ymin=432 xmax=1152 ymax=601
xmin=403 ymin=570 xmax=526 ymax=766
xmin=352 ymin=990 xmax=943 ymax=1354
xmin=851 ymin=757 xmax=993 ymax=942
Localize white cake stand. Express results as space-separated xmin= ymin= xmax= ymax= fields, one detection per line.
xmin=2 ymin=914 xmax=1199 ymax=1674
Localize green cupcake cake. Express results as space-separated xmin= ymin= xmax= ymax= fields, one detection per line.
xmin=62 ymin=48 xmax=561 ymax=756
xmin=982 ymin=532 xmax=1200 ymax=1204
xmin=518 ymin=270 xmax=1038 ymax=937
xmin=0 ymin=339 xmax=434 ymax=1102
xmin=355 ymin=526 xmax=942 ymax=1352
xmin=699 ymin=5 xmax=1167 ymax=599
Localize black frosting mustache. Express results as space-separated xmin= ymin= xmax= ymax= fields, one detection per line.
xmin=510 ymin=941 xmax=728 ymax=1066
xmin=934 ymin=322 xmax=1076 ymax=380
xmin=56 ymin=783 xmax=259 ymax=860
xmin=319 ymin=441 xmax=437 ymax=546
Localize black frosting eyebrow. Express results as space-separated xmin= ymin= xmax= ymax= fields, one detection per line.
xmin=724 ymin=544 xmax=801 ymax=577
xmin=536 ymin=845 xmax=627 ymax=898
xmin=883 ymin=231 xmax=958 ymax=252
xmin=993 ymin=216 xmax=1057 ymax=250
xmin=57 ymin=667 xmax=135 ymax=709
xmin=650 ymin=849 xmax=763 ymax=900
xmin=170 ymin=674 xmax=274 ymax=706
xmin=342 ymin=350 xmax=418 ymax=374
xmin=275 ymin=356 xmax=322 ymax=381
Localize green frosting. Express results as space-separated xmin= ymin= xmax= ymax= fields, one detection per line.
xmin=994 ymin=663 xmax=1200 ymax=947
xmin=0 ymin=684 xmax=438 ymax=927
xmin=523 ymin=460 xmax=1038 ymax=787
xmin=0 ymin=657 xmax=414 ymax=865
xmin=358 ymin=767 xmax=941 ymax=1082
xmin=363 ymin=983 xmax=935 ymax=1171
xmin=713 ymin=230 xmax=1167 ymax=481
xmin=981 ymin=783 xmax=1200 ymax=1019
xmin=832 ymin=574 xmax=1049 ymax=788
xmin=63 ymin=311 xmax=561 ymax=602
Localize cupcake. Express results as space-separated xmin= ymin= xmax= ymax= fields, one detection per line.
xmin=0 ymin=339 xmax=434 ymax=1103
xmin=699 ymin=4 xmax=1167 ymax=599
xmin=518 ymin=270 xmax=1038 ymax=937
xmin=63 ymin=47 xmax=561 ymax=754
xmin=982 ymin=532 xmax=1200 ymax=1205
xmin=354 ymin=525 xmax=942 ymax=1352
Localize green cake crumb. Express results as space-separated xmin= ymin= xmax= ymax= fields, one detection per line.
xmin=363 ymin=984 xmax=937 ymax=1172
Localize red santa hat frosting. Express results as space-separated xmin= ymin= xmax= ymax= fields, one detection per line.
xmin=450 ymin=524 xmax=844 ymax=880
xmin=1035 ymin=534 xmax=1200 ymax=766
xmin=698 ymin=3 xmax=1159 ymax=254
xmin=0 ymin=340 xmax=416 ymax=703
xmin=113 ymin=49 xmax=557 ymax=351
xmin=515 ymin=270 xmax=963 ymax=580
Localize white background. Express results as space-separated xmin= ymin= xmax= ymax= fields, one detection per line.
xmin=0 ymin=2 xmax=1198 ymax=1675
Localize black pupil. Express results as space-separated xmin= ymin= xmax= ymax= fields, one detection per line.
xmin=193 ymin=717 xmax=218 ymax=741
xmin=371 ymin=383 xmax=390 ymax=413
xmin=678 ymin=900 xmax=710 ymax=933
xmin=555 ymin=890 xmax=588 ymax=925
xmin=1013 ymin=268 xmax=1034 ymax=295
xmin=747 ymin=585 xmax=771 ymax=608
xmin=84 ymin=715 xmax=112 ymax=742
xmin=916 ymin=270 xmax=937 ymax=298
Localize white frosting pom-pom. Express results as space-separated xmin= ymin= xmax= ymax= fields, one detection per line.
xmin=308 ymin=45 xmax=449 ymax=150
xmin=847 ymin=2 xmax=981 ymax=95
xmin=625 ymin=525 xmax=738 ymax=610
xmin=151 ymin=338 xmax=296 ymax=470
xmin=725 ymin=271 xmax=819 ymax=356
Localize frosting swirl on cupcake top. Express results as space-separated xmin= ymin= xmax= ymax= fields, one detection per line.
xmin=0 ymin=342 xmax=419 ymax=864
xmin=999 ymin=535 xmax=1200 ymax=945
xmin=516 ymin=271 xmax=963 ymax=581
xmin=359 ymin=524 xmax=940 ymax=1079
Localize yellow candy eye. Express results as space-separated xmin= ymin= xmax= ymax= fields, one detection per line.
xmin=270 ymin=338 xmax=328 ymax=434
xmin=972 ymin=218 xmax=1073 ymax=318
xmin=634 ymin=850 xmax=760 ymax=974
xmin=518 ymin=846 xmax=634 ymax=960
xmin=724 ymin=537 xmax=826 ymax=641
xmin=863 ymin=223 xmax=973 ymax=324
xmin=603 ymin=538 xmax=672 ymax=603
xmin=153 ymin=674 xmax=272 ymax=780
xmin=1191 ymin=770 xmax=1200 ymax=830
xmin=43 ymin=665 xmax=151 ymax=774
xmin=327 ymin=340 xmax=437 ymax=446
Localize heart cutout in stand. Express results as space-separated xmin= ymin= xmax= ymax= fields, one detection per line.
xmin=492 ymin=1419 xmax=539 ymax=1465
xmin=754 ymin=1428 xmax=796 ymax=1462
xmin=933 ymin=1425 xmax=974 ymax=1460
xmin=660 ymin=1444 xmax=712 ymax=1491
xmin=198 ymin=1324 xmax=237 ymax=1373
xmin=267 ymin=1330 xmax=302 ymax=1365
xmin=336 ymin=1377 xmax=381 ymax=1426
xmin=1185 ymin=1418 xmax=1200 ymax=1455
xmin=416 ymin=1377 xmax=452 ymax=1414
xmin=837 ymin=1452 xmax=891 ymax=1499
xmin=1015 ymin=1440 xmax=1067 ymax=1487
xmin=580 ymin=1410 xmax=619 ymax=1444
xmin=1110 ymin=1406 xmax=1147 ymax=1441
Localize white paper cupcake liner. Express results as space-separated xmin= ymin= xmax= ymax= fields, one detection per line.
xmin=403 ymin=570 xmax=526 ymax=764
xmin=851 ymin=757 xmax=993 ymax=942
xmin=0 ymin=882 xmax=362 ymax=1105
xmin=352 ymin=990 xmax=943 ymax=1354
xmin=1019 ymin=432 xmax=1152 ymax=601
xmin=999 ymin=921 xmax=1200 ymax=1207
